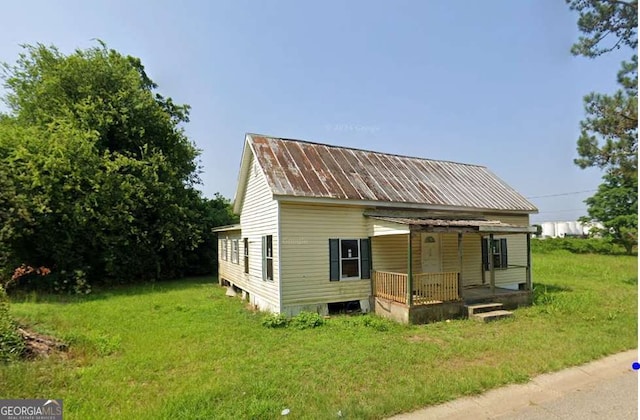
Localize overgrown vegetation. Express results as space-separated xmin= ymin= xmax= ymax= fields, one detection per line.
xmin=0 ymin=286 xmax=24 ymax=362
xmin=0 ymin=43 xmax=236 ymax=291
xmin=1 ymin=252 xmax=635 ymax=419
xmin=531 ymin=237 xmax=633 ymax=255
xmin=262 ymin=311 xmax=325 ymax=330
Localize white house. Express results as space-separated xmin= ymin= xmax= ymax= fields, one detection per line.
xmin=214 ymin=134 xmax=538 ymax=323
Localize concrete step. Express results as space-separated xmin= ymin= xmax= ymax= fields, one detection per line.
xmin=470 ymin=310 xmax=513 ymax=322
xmin=465 ymin=302 xmax=503 ymax=316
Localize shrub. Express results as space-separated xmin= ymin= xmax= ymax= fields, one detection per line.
xmin=531 ymin=237 xmax=627 ymax=255
xmin=290 ymin=311 xmax=324 ymax=330
xmin=346 ymin=314 xmax=393 ymax=331
xmin=261 ymin=313 xmax=288 ymax=328
xmin=0 ymin=286 xmax=25 ymax=362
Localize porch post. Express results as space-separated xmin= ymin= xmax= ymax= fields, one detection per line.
xmin=526 ymin=233 xmax=532 ymax=291
xmin=480 ymin=235 xmax=486 ymax=285
xmin=407 ymin=230 xmax=413 ymax=306
xmin=457 ymin=232 xmax=463 ymax=299
xmin=489 ymin=233 xmax=496 ymax=294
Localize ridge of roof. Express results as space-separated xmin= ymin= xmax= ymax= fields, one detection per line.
xmin=246 ymin=133 xmax=487 ymax=169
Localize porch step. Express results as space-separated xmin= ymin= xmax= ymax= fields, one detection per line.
xmin=470 ymin=309 xmax=513 ymax=322
xmin=465 ymin=302 xmax=503 ymax=317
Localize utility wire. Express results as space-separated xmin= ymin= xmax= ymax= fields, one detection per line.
xmin=526 ymin=189 xmax=597 ymax=199
xmin=535 ymin=208 xmax=586 ymax=214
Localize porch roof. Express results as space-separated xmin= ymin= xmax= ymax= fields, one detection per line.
xmin=369 ymin=216 xmax=536 ymax=234
xmin=211 ymin=224 xmax=241 ymax=233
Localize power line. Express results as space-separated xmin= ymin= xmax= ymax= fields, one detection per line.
xmin=536 ymin=208 xmax=586 ymax=214
xmin=526 ymin=189 xmax=597 ymax=199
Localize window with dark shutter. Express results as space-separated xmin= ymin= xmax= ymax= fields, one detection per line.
xmin=483 ymin=237 xmax=508 ymax=270
xmin=243 ymin=238 xmax=249 ymax=274
xmin=499 ymin=238 xmax=508 ymax=269
xmin=360 ymin=238 xmax=371 ymax=279
xmin=329 ymin=239 xmax=340 ymax=281
xmin=329 ymin=238 xmax=372 ymax=281
xmin=263 ymin=235 xmax=273 ymax=281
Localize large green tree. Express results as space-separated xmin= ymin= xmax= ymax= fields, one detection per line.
xmin=567 ymin=0 xmax=638 ymax=253
xmin=0 ymin=43 xmax=235 ymax=290
xmin=579 ymin=171 xmax=637 ymax=253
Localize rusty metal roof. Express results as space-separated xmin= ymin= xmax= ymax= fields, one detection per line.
xmin=247 ymin=134 xmax=538 ymax=213
xmin=369 ymin=217 xmax=536 ymax=233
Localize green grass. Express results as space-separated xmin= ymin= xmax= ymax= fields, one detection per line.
xmin=0 ymin=251 xmax=637 ymax=419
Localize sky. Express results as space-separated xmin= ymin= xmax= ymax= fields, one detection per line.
xmin=0 ymin=0 xmax=631 ymax=223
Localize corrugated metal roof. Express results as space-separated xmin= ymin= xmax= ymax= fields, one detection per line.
xmin=247 ymin=134 xmax=538 ymax=212
xmin=369 ymin=217 xmax=535 ymax=233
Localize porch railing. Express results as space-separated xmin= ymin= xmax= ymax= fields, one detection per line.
xmin=373 ymin=271 xmax=460 ymax=306
xmin=374 ymin=271 xmax=408 ymax=304
xmin=413 ymin=272 xmax=459 ymax=304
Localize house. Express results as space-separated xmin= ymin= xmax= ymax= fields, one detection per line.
xmin=214 ymin=134 xmax=538 ymax=324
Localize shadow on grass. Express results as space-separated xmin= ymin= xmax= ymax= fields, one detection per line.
xmin=532 ymin=282 xmax=573 ymax=306
xmin=534 ymin=283 xmax=572 ymax=294
xmin=622 ymin=276 xmax=637 ymax=286
xmin=9 ymin=276 xmax=219 ymax=304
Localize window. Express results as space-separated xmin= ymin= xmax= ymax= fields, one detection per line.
xmin=341 ymin=240 xmax=360 ymax=278
xmin=220 ymin=239 xmax=228 ymax=261
xmin=231 ymin=239 xmax=239 ymax=264
xmin=262 ymin=235 xmax=273 ymax=281
xmin=329 ymin=238 xmax=371 ymax=281
xmin=482 ymin=237 xmax=508 ymax=270
xmin=244 ymin=238 xmax=249 ymax=274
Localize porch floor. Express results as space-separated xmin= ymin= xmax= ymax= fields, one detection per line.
xmin=461 ymin=285 xmax=529 ymax=303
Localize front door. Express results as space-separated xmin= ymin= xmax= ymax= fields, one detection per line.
xmin=421 ymin=233 xmax=441 ymax=273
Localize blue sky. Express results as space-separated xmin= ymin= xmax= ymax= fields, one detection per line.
xmin=1 ymin=0 xmax=630 ymax=223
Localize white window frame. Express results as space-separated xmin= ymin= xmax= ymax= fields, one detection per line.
xmin=231 ymin=239 xmax=239 ymax=264
xmin=340 ymin=239 xmax=361 ymax=280
xmin=263 ymin=235 xmax=274 ymax=281
xmin=243 ymin=238 xmax=249 ymax=274
xmin=221 ymin=238 xmax=228 ymax=261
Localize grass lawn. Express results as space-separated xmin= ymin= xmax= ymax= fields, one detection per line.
xmin=1 ymin=251 xmax=637 ymax=419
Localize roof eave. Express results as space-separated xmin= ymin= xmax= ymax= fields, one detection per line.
xmin=232 ymin=134 xmax=257 ymax=214
xmin=274 ymin=194 xmax=538 ymax=215
xmin=212 ymin=224 xmax=242 ymax=233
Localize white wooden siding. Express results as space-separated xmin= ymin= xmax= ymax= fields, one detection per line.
xmin=279 ymin=203 xmax=371 ymax=306
xmin=218 ymin=232 xmax=243 ymax=285
xmin=372 ymin=234 xmax=407 ymax=272
xmin=224 ymin=155 xmax=280 ymax=311
xmin=370 ymin=219 xmax=410 ymax=236
xmin=484 ymin=214 xmax=530 ymax=286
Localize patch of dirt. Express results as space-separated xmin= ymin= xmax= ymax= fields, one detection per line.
xmin=18 ymin=327 xmax=68 ymax=359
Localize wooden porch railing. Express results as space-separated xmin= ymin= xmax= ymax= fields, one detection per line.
xmin=373 ymin=271 xmax=460 ymax=306
xmin=413 ymin=272 xmax=459 ymax=304
xmin=373 ymin=271 xmax=408 ymax=304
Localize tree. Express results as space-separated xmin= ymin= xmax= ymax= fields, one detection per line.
xmin=574 ymin=55 xmax=637 ymax=177
xmin=568 ymin=0 xmax=638 ymax=252
xmin=579 ymin=171 xmax=637 ymax=253
xmin=0 ymin=43 xmax=235 ymax=290
xmin=568 ymin=0 xmax=637 ymax=58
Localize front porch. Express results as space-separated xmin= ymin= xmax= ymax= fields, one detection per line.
xmin=373 ymin=270 xmax=532 ymax=306
xmin=368 ymin=214 xmax=536 ymax=324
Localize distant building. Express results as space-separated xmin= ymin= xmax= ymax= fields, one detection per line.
xmin=537 ymin=221 xmax=603 ymax=238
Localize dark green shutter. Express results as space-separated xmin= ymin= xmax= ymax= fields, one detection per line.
xmin=500 ymin=238 xmax=508 ymax=269
xmin=481 ymin=237 xmax=489 ymax=271
xmin=360 ymin=238 xmax=371 ymax=279
xmin=261 ymin=236 xmax=267 ymax=280
xmin=329 ymin=239 xmax=340 ymax=281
